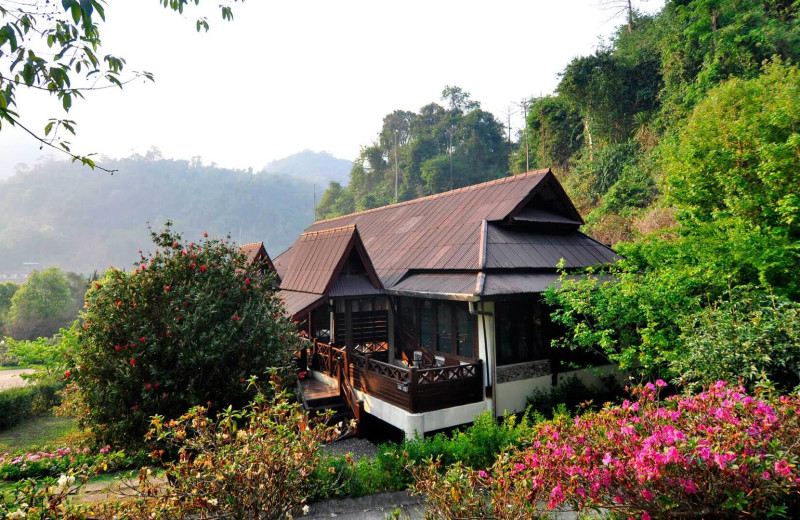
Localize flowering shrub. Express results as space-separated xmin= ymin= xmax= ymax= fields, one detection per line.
xmin=124 ymin=382 xmax=344 ymax=519
xmin=71 ymin=223 xmax=300 ymax=448
xmin=414 ymin=382 xmax=800 ymax=519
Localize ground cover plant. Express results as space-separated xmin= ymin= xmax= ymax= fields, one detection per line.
xmin=414 ymin=382 xmax=800 ymax=519
xmin=69 ymin=223 xmax=301 ymax=448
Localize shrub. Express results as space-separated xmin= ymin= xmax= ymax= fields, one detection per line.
xmin=311 ymin=411 xmax=536 ymax=500
xmin=140 ymin=383 xmax=342 ymax=519
xmin=0 ymin=381 xmax=66 ymax=430
xmin=0 ymin=387 xmax=36 ymax=430
xmin=71 ymin=223 xmax=300 ymax=448
xmin=673 ymin=286 xmax=800 ymax=392
xmin=526 ymin=374 xmax=625 ymax=419
xmin=413 ymin=382 xmax=800 ymax=519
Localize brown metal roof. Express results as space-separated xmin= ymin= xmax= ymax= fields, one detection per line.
xmin=485 ymin=225 xmax=620 ymax=269
xmin=329 ymin=274 xmax=382 ymax=297
xmin=278 ymin=289 xmax=325 ymax=320
xmin=481 ymin=273 xmax=560 ymax=296
xmin=299 ymin=170 xmax=556 ymax=285
xmin=387 ymin=273 xmax=479 ymax=299
xmin=278 ymin=225 xmax=382 ymax=296
xmin=239 ymin=242 xmax=276 ymax=273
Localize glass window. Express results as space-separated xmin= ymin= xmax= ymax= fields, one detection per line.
xmin=436 ymin=303 xmax=452 ymax=353
xmin=420 ymin=300 xmax=434 ymax=349
xmin=456 ymin=305 xmax=473 ymax=357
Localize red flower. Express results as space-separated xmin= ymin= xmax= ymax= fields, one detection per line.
xmin=239 ymin=377 xmax=245 ymax=383
xmin=93 ymin=282 xmax=101 ymax=289
xmin=189 ymin=262 xmax=196 ymax=269
xmin=164 ymin=286 xmax=170 ymax=292
xmin=115 ymin=345 xmax=122 ymax=351
xmin=163 ymin=393 xmax=169 ymax=399
xmin=233 ymin=316 xmax=240 ymax=322
xmin=280 ymin=336 xmax=286 ymax=342
xmin=200 ymin=265 xmax=207 ymax=273
xmin=130 ymin=358 xmax=136 ymax=366
xmin=154 ymin=382 xmax=160 ymax=388
xmin=140 ymin=336 xmax=146 ymax=343
xmin=172 ymin=241 xmax=178 ymax=248
xmin=133 ymin=405 xmax=139 ymax=411
xmin=203 ymin=232 xmax=208 ymax=237
xmin=145 ymin=383 xmax=152 ymax=390
xmin=115 ymin=301 xmax=122 ymax=307
xmin=245 ymin=278 xmax=251 ymax=285
xmin=140 ymin=264 xmax=146 ymax=270
xmin=64 ymin=370 xmax=71 ymax=378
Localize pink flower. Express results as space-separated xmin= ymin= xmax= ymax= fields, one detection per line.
xmin=655 ymin=379 xmax=667 ymax=387
xmin=478 ymin=470 xmax=488 ymax=478
xmin=642 ymin=489 xmax=654 ymax=501
xmin=775 ymin=460 xmax=792 ymax=477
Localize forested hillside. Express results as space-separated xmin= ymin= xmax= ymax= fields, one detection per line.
xmin=0 ymin=154 xmax=318 ymax=274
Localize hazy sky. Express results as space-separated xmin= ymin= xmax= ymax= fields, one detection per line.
xmin=0 ymin=0 xmax=663 ymax=177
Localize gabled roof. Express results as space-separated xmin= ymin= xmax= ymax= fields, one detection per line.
xmin=276 ymin=170 xmax=605 ymax=288
xmin=239 ymin=242 xmax=276 ymax=274
xmin=277 ymin=225 xmax=382 ymax=319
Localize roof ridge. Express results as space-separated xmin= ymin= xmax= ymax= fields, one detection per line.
xmin=239 ymin=241 xmax=263 ymax=248
xmin=312 ymin=169 xmax=551 ymax=226
xmin=300 ymin=224 xmax=357 ymax=237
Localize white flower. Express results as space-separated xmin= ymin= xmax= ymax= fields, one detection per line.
xmin=302 ymin=505 xmax=310 ymax=515
xmin=7 ymin=509 xmax=26 ymax=519
xmin=57 ymin=474 xmax=75 ymax=490
xmin=208 ymin=498 xmax=218 ymax=506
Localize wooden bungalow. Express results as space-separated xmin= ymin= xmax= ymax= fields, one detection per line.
xmin=269 ymin=169 xmax=619 ymax=437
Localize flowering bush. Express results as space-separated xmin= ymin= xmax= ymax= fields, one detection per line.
xmin=414 ymin=382 xmax=800 ymax=519
xmin=70 ymin=223 xmax=300 ymax=448
xmin=124 ymin=381 xmax=344 ymax=519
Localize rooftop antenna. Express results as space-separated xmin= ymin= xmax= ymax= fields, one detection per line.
xmin=521 ymin=98 xmax=530 ymax=172
xmin=313 ymin=183 xmax=317 ymax=222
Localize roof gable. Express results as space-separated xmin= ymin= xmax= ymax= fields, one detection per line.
xmin=239 ymin=242 xmax=276 ymax=274
xmin=278 ymin=225 xmax=381 ymax=295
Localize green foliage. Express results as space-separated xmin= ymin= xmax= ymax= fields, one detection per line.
xmin=0 ymin=382 xmax=63 ymax=430
xmin=4 ymin=336 xmax=68 ymax=380
xmin=526 ymin=375 xmax=625 ymax=419
xmin=70 ymin=223 xmax=300 ymax=448
xmin=0 ymin=282 xmax=18 ymax=331
xmin=317 ymin=87 xmax=509 ymax=217
xmin=673 ymin=286 xmax=800 ymax=392
xmin=4 ymin=268 xmax=74 ymax=340
xmin=662 ymin=60 xmax=800 ymax=234
xmin=311 ymin=411 xmax=536 ymax=500
xmin=510 ymin=95 xmax=584 ymax=173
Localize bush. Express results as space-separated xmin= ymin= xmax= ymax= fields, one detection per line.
xmin=414 ymin=382 xmax=800 ymax=519
xmin=311 ymin=411 xmax=536 ymax=500
xmin=0 ymin=387 xmax=36 ymax=430
xmin=140 ymin=384 xmax=342 ymax=519
xmin=673 ymin=286 xmax=800 ymax=393
xmin=526 ymin=374 xmax=625 ymax=419
xmin=71 ymin=223 xmax=300 ymax=448
xmin=0 ymin=381 xmax=65 ymax=430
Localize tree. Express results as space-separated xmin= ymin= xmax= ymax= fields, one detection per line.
xmin=0 ymin=0 xmax=239 ymax=171
xmin=5 ymin=267 xmax=74 ymax=339
xmin=70 ymin=223 xmax=300 ymax=447
xmin=0 ymin=281 xmax=19 ymax=331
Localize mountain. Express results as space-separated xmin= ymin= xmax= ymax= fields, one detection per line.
xmin=263 ymin=150 xmax=352 ymax=186
xmin=0 ymin=156 xmax=316 ymax=275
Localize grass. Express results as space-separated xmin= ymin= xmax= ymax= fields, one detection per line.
xmin=0 ymin=413 xmax=77 ymax=453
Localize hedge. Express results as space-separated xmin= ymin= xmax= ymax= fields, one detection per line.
xmin=0 ymin=381 xmax=64 ymax=430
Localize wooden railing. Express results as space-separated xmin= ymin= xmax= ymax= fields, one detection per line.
xmin=333 ymin=346 xmax=362 ymax=426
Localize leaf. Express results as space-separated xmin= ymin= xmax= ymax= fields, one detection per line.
xmin=71 ymin=3 xmax=82 ymax=25
xmin=44 ymin=121 xmax=54 ymax=136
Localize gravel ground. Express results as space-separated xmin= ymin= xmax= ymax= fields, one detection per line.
xmin=321 ymin=436 xmax=379 ymax=460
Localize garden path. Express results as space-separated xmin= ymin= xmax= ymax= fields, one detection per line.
xmin=0 ymin=369 xmax=34 ymax=389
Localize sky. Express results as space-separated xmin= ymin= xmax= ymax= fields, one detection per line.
xmin=0 ymin=0 xmax=664 ymax=178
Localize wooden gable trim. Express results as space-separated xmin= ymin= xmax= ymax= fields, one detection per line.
xmin=502 ymin=170 xmax=584 ymax=225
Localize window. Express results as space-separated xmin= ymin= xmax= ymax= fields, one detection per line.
xmin=455 ymin=306 xmax=473 ymax=357
xmin=495 ymin=300 xmax=551 ymax=365
xmin=413 ymin=299 xmax=475 ymax=359
xmin=436 ymin=303 xmax=452 ymax=353
xmin=420 ymin=300 xmax=434 ymax=349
